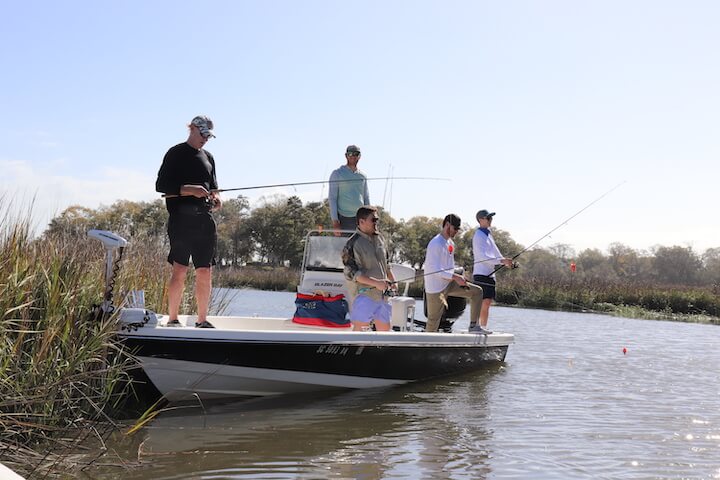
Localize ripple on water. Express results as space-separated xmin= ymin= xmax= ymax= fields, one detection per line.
xmin=100 ymin=295 xmax=720 ymax=480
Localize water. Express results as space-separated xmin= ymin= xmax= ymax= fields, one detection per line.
xmin=99 ymin=289 xmax=720 ymax=479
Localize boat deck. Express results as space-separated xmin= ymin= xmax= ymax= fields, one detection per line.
xmin=120 ymin=313 xmax=514 ymax=348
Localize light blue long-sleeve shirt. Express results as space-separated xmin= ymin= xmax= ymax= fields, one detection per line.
xmin=328 ymin=165 xmax=370 ymax=221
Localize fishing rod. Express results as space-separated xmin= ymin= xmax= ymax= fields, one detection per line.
xmin=390 ymin=181 xmax=626 ymax=285
xmin=488 ymin=180 xmax=627 ymax=276
xmin=161 ymin=176 xmax=450 ymax=198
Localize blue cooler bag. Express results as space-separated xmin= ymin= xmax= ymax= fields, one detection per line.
xmin=292 ymin=293 xmax=350 ymax=328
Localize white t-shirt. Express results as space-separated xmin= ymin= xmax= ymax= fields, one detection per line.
xmin=423 ymin=233 xmax=456 ymax=294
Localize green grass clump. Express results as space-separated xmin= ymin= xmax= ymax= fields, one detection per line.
xmin=0 ymin=203 xmax=172 ymax=477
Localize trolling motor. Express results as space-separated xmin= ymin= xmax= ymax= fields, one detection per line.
xmin=88 ymin=229 xmax=127 ymax=315
xmin=87 ymin=229 xmax=157 ymax=330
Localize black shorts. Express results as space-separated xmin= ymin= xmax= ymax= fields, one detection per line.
xmin=167 ymin=212 xmax=217 ymax=268
xmin=338 ymin=214 xmax=357 ymax=231
xmin=472 ymin=274 xmax=496 ymax=300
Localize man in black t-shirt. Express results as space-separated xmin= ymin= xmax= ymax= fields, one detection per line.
xmin=156 ymin=115 xmax=222 ymax=328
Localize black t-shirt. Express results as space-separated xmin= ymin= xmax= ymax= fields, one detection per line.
xmin=156 ymin=142 xmax=218 ymax=214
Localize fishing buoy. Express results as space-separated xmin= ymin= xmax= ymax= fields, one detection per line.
xmin=622 ymin=347 xmax=627 ymax=355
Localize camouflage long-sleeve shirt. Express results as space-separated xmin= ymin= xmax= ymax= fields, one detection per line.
xmin=342 ymin=230 xmax=390 ymax=302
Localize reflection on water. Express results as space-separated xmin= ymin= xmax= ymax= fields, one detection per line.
xmin=110 ymin=370 xmax=501 ymax=479
xmin=93 ymin=289 xmax=720 ymax=479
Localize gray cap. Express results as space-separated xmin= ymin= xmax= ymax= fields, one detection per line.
xmin=476 ymin=210 xmax=496 ymax=222
xmin=191 ymin=115 xmax=216 ymax=138
xmin=346 ymin=145 xmax=361 ymax=154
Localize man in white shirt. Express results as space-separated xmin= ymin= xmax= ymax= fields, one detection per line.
xmin=472 ymin=209 xmax=514 ymax=333
xmin=423 ymin=214 xmax=484 ymax=333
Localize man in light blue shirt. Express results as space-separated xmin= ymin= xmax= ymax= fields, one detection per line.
xmin=329 ymin=145 xmax=370 ymax=233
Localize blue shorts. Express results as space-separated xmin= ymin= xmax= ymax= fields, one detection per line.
xmin=473 ymin=275 xmax=496 ymax=299
xmin=350 ymin=295 xmax=391 ymax=324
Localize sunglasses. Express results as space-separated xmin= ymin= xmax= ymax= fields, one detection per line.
xmin=347 ymin=152 xmax=361 ymax=157
xmin=363 ymin=216 xmax=379 ymax=223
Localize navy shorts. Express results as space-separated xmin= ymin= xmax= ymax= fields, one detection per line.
xmin=167 ymin=213 xmax=217 ymax=268
xmin=473 ymin=275 xmax=496 ymax=299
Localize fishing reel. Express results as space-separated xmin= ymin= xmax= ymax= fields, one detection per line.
xmin=383 ymin=280 xmax=399 ymax=298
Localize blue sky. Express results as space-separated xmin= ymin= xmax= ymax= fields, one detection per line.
xmin=2 ymin=1 xmax=718 ymax=254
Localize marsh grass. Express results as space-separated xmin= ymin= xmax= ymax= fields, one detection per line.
xmin=0 ymin=202 xmax=185 ymax=478
xmin=499 ymin=277 xmax=720 ymax=322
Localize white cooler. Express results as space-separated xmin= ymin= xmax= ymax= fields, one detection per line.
xmin=390 ymin=296 xmax=416 ymax=331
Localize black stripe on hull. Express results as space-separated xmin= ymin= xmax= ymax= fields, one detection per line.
xmin=123 ymin=337 xmax=508 ymax=382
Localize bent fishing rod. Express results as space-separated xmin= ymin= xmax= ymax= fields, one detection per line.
xmin=486 ymin=180 xmax=626 ymax=276
xmin=161 ymin=176 xmax=450 ymax=198
xmin=390 ymin=181 xmax=626 ymax=285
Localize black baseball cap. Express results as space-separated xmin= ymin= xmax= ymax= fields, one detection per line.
xmin=476 ymin=210 xmax=496 ymax=222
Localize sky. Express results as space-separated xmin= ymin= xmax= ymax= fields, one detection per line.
xmin=2 ymin=1 xmax=718 ymax=255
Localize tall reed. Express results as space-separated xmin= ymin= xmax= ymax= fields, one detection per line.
xmin=0 ymin=202 xmax=175 ymax=477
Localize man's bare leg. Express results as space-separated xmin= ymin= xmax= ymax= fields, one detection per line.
xmin=195 ymin=267 xmax=212 ymax=324
xmin=480 ymin=298 xmax=492 ymax=328
xmin=168 ymin=262 xmax=188 ymax=321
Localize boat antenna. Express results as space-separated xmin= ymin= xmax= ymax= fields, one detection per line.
xmin=161 ymin=176 xmax=450 ymax=198
xmin=381 ymin=164 xmax=392 ymax=210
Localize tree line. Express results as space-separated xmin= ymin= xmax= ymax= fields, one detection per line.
xmin=46 ymin=195 xmax=720 ymax=288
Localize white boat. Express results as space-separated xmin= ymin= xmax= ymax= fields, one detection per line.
xmin=89 ymin=229 xmax=513 ymax=402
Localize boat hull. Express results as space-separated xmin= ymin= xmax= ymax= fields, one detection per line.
xmin=121 ymin=316 xmax=512 ymax=402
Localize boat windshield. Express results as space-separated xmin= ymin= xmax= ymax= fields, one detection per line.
xmin=303 ymin=232 xmax=351 ymax=271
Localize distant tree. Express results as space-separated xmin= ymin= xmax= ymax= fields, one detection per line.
xmin=244 ymin=195 xmax=310 ymax=267
xmin=215 ymin=195 xmax=252 ymax=265
xmin=45 ymin=205 xmax=96 ymax=239
xmin=283 ymin=195 xmax=313 ymax=267
xmin=652 ymin=245 xmax=702 ymax=286
xmin=46 ymin=200 xmax=169 ymax=242
xmin=377 ymin=207 xmax=402 ymax=262
xmin=576 ymin=248 xmax=616 ymax=282
xmin=607 ymin=242 xmax=644 ymax=281
xmin=96 ymin=199 xmax=168 ymax=239
xmin=304 ymin=199 xmax=331 ymax=231
xmin=701 ymin=247 xmax=720 ymax=285
xmin=518 ymin=247 xmax=565 ymax=282
xmin=549 ymin=243 xmax=576 ymax=263
xmin=397 ymin=216 xmax=442 ymax=269
xmin=135 ymin=200 xmax=169 ymax=239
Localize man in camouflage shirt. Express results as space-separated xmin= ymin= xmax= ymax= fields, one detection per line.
xmin=342 ymin=206 xmax=396 ymax=331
